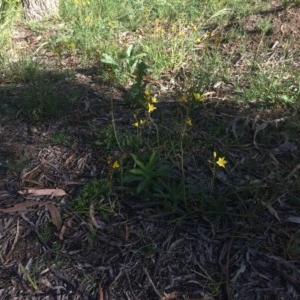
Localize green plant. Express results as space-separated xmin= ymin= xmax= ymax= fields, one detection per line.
xmin=3 ymin=59 xmax=78 ymax=121
xmin=36 ymin=223 xmax=54 ymax=244
xmin=101 ymin=45 xmax=147 ymax=80
xmin=123 ymin=151 xmax=171 ymax=198
xmin=282 ymin=0 xmax=300 ymax=7
xmin=7 ymin=158 xmax=30 ymax=176
xmin=0 ymin=0 xmax=21 ymax=24
xmin=126 ymin=60 xmax=148 ymax=108
xmin=20 ymin=69 xmax=76 ymax=121
xmin=71 ymin=179 xmax=114 ymax=218
xmin=49 ymin=132 xmax=70 ymax=146
xmin=95 ymin=124 xmax=143 ymax=152
xmin=72 ymin=179 xmax=109 ymax=209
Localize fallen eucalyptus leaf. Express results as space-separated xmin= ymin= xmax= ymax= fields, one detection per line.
xmin=18 ymin=188 xmax=67 ymax=197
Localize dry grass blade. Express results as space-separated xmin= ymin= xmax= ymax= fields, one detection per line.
xmin=4 ymin=218 xmax=20 ymax=265
xmin=286 ymin=216 xmax=300 ymax=224
xmin=253 ymin=122 xmax=268 ymax=149
xmin=262 ymin=201 xmax=281 ymax=222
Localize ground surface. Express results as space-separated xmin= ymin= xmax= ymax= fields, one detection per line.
xmin=1 ymin=2 xmax=300 ymax=300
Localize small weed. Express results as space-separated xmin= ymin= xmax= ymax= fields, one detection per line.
xmin=3 ymin=59 xmax=78 ymax=121
xmin=72 ymin=179 xmax=114 ymax=219
xmin=94 ymin=125 xmax=116 ymax=150
xmin=141 ymin=243 xmax=158 ymax=258
xmin=49 ymin=132 xmax=70 ymax=146
xmin=282 ymin=0 xmax=300 ymax=7
xmin=7 ymin=158 xmax=30 ymax=176
xmin=20 ymin=70 xmax=76 ymax=121
xmin=18 ymin=263 xmax=39 ymax=290
xmin=72 ymin=179 xmax=109 ymax=210
xmin=95 ymin=124 xmax=143 ymax=153
xmin=36 ymin=222 xmax=55 ymax=244
xmin=83 ymin=229 xmax=97 ymax=251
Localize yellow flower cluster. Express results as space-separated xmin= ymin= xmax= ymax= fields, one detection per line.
xmin=181 ymin=92 xmax=203 ymax=103
xmin=85 ymin=15 xmax=92 ymax=26
xmin=133 ymin=90 xmax=158 ymax=128
xmin=144 ymin=90 xmax=157 ymax=114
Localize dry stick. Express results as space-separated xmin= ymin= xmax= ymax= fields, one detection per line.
xmin=143 ymin=266 xmax=162 ymax=298
xmin=179 ymin=128 xmax=187 ymax=206
xmin=225 ymin=238 xmax=233 ymax=300
xmin=125 ymin=270 xmax=139 ymax=300
xmin=4 ymin=218 xmax=20 ymax=265
xmin=110 ymin=98 xmax=124 ymax=154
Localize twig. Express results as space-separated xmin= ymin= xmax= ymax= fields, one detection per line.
xmin=4 ymin=218 xmax=20 ymax=265
xmin=143 ymin=266 xmax=162 ymax=298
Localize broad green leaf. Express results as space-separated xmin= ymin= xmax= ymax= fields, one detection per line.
xmin=130 ymin=168 xmax=147 ymax=176
xmin=122 ymin=174 xmax=140 ymax=183
xmin=101 ymin=54 xmax=119 ymax=67
xmin=148 ymin=151 xmax=157 ymax=167
xmin=126 ymin=44 xmax=134 ymax=58
xmin=131 ymin=154 xmax=147 ymax=171
xmin=137 ymin=179 xmax=149 ymax=194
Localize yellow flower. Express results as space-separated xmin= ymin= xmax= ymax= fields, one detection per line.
xmin=139 ymin=119 xmax=146 ymax=125
xmin=213 ymin=151 xmax=217 ymax=159
xmin=85 ymin=15 xmax=92 ymax=25
xmin=109 ymin=21 xmax=116 ymax=28
xmin=112 ymin=161 xmax=120 ymax=169
xmin=190 ymin=23 xmax=197 ymax=31
xmin=148 ymin=103 xmax=156 ymax=113
xmin=196 ymin=37 xmax=201 ymax=43
xmin=133 ymin=122 xmax=139 ymax=127
xmin=69 ymin=42 xmax=76 ymax=50
xmin=185 ymin=117 xmax=192 ymax=126
xmin=143 ymin=9 xmax=150 ymax=17
xmin=157 ymin=28 xmax=165 ymax=35
xmin=151 ymin=97 xmax=158 ymax=103
xmin=144 ymin=90 xmax=151 ymax=101
xmin=179 ymin=31 xmax=185 ymax=37
xmin=193 ymin=92 xmax=203 ymax=102
xmin=216 ymin=157 xmax=227 ymax=168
